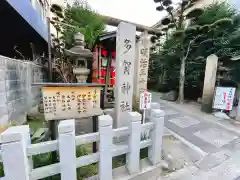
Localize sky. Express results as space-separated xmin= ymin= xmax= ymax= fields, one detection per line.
xmin=232 ymin=0 xmax=240 ymax=9
xmin=85 ymin=0 xmax=240 ymax=32
xmin=86 ymin=0 xmax=173 ymax=31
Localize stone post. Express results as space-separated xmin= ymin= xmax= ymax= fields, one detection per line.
xmin=146 ymin=102 xmax=161 ymax=120
xmin=126 ymin=112 xmax=141 ymax=174
xmin=148 ymin=109 xmax=165 ymax=165
xmin=114 ymin=22 xmax=136 ymax=128
xmin=133 ymin=31 xmax=150 ymax=109
xmin=99 ymin=115 xmax=113 ymax=180
xmin=58 ymin=119 xmax=77 ymax=180
xmin=201 ymin=54 xmax=218 ymax=113
xmin=1 ymin=126 xmax=31 ymax=180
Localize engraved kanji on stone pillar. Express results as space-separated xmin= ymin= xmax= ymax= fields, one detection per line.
xmin=133 ymin=31 xmax=150 ymax=108
xmin=114 ymin=22 xmax=136 ymax=128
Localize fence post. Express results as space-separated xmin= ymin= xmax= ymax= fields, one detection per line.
xmin=58 ymin=119 xmax=77 ymax=180
xmin=146 ymin=102 xmax=161 ymax=119
xmin=99 ymin=115 xmax=113 ymax=180
xmin=126 ymin=112 xmax=141 ymax=174
xmin=17 ymin=125 xmax=33 ymax=170
xmin=148 ymin=109 xmax=165 ymax=165
xmin=1 ymin=126 xmax=31 ymax=180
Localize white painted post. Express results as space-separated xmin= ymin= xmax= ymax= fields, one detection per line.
xmin=148 ymin=109 xmax=165 ymax=165
xmin=146 ymin=102 xmax=161 ymax=119
xmin=58 ymin=119 xmax=77 ymax=180
xmin=126 ymin=112 xmax=141 ymax=174
xmin=1 ymin=126 xmax=30 ymax=180
xmin=99 ymin=115 xmax=113 ymax=180
xmin=13 ymin=125 xmax=33 ymax=170
xmin=151 ymin=102 xmax=161 ymax=109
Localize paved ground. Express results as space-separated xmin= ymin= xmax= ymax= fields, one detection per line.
xmin=151 ymin=92 xmax=240 ymax=180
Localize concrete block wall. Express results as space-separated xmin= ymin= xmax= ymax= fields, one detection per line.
xmin=0 ymin=55 xmax=44 ymax=125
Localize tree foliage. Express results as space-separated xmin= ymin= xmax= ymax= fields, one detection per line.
xmin=51 ymin=0 xmax=106 ymax=50
xmin=50 ymin=0 xmax=106 ymax=82
xmin=150 ymin=2 xmax=240 ymax=100
xmin=153 ymin=0 xmax=206 ymax=102
xmin=61 ymin=0 xmax=106 ymax=49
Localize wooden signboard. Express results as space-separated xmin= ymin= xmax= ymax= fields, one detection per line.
xmin=42 ymin=86 xmax=103 ymax=120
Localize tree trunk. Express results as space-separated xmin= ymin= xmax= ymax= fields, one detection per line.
xmin=178 ymin=57 xmax=185 ymax=103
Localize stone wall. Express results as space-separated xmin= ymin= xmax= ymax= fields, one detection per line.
xmin=0 ymin=55 xmax=44 ymax=125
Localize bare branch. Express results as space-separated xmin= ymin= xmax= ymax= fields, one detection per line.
xmin=13 ymin=46 xmax=25 ymax=60
xmin=184 ymin=35 xmax=202 ymax=59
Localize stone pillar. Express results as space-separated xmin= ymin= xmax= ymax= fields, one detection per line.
xmin=99 ymin=114 xmax=113 ymax=180
xmin=58 ymin=119 xmax=77 ymax=180
xmin=133 ymin=31 xmax=150 ymax=109
xmin=201 ymin=54 xmax=218 ymax=113
xmin=148 ymin=109 xmax=165 ymax=165
xmin=1 ymin=126 xmax=31 ymax=180
xmin=126 ymin=112 xmax=141 ymax=174
xmin=114 ymin=22 xmax=136 ymax=128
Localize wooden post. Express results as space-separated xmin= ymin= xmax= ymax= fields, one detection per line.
xmin=126 ymin=112 xmax=141 ymax=174
xmin=148 ymin=109 xmax=165 ymax=165
xmin=1 ymin=126 xmax=31 ymax=180
xmin=58 ymin=119 xmax=77 ymax=180
xmin=99 ymin=115 xmax=113 ymax=180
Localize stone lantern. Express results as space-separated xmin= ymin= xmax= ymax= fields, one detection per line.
xmin=65 ymin=32 xmax=93 ymax=83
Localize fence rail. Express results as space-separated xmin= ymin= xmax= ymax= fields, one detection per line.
xmin=0 ymin=107 xmax=165 ymax=180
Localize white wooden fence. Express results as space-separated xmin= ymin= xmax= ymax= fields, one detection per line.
xmin=0 ymin=108 xmax=165 ymax=180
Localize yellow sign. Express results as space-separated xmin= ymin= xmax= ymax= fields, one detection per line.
xmin=42 ymin=86 xmax=102 ymax=120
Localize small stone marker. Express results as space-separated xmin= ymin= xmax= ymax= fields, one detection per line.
xmin=201 ymin=54 xmax=218 ymax=112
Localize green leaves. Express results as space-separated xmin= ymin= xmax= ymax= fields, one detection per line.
xmin=150 ymin=1 xmax=240 ymax=94
xmin=161 ymin=18 xmax=171 ymax=25
xmin=212 ymin=18 xmax=233 ymax=28
xmin=192 ymin=2 xmax=236 ymax=26
xmin=162 ymin=0 xmax=172 ymax=6
xmin=156 ymin=5 xmax=165 ymax=11
xmin=51 ymin=4 xmax=63 ymax=13
xmin=52 ymin=0 xmax=106 ymax=49
xmin=186 ymin=8 xmax=204 ymax=19
xmin=172 ymin=30 xmax=185 ymax=38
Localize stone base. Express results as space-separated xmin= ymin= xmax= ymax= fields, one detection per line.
xmin=201 ymin=101 xmax=213 ymax=113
